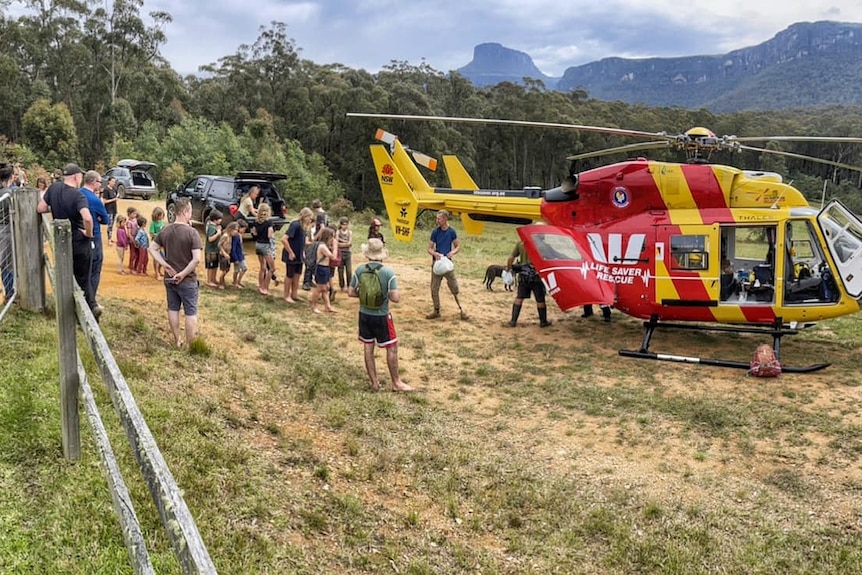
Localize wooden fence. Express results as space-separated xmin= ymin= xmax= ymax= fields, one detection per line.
xmin=12 ymin=188 xmax=216 ymax=574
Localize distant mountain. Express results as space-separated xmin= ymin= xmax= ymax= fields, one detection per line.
xmin=457 ymin=43 xmax=558 ymax=88
xmin=457 ymin=22 xmax=862 ymax=112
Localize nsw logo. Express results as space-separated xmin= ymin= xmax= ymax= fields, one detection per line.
xmin=611 ymin=187 xmax=630 ymax=208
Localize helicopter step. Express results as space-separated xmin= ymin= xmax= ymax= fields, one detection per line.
xmin=618 ymin=316 xmax=831 ymax=373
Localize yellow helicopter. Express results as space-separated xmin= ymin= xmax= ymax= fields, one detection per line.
xmin=349 ymin=113 xmax=862 ymax=372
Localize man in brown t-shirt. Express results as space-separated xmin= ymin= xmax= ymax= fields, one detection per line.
xmin=148 ymin=198 xmax=202 ymax=347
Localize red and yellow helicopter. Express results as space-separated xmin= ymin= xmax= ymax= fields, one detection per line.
xmin=349 ymin=114 xmax=862 ymax=372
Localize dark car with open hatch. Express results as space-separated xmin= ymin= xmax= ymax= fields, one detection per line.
xmin=165 ymin=171 xmax=290 ymax=234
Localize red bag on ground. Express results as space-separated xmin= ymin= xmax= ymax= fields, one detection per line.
xmin=748 ymin=344 xmax=782 ymax=377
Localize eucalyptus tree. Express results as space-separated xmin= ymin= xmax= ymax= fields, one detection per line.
xmin=21 ymin=97 xmax=78 ymax=164
xmin=82 ymin=0 xmax=173 ymax=159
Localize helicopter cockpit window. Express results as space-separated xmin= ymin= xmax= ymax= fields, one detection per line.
xmin=784 ymin=219 xmax=839 ymax=305
xmin=531 ymin=234 xmax=584 ymax=261
xmin=670 ymin=235 xmax=708 ymax=270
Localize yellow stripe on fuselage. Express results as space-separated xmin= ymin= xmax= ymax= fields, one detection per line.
xmin=650 ymin=162 xmax=703 ymax=226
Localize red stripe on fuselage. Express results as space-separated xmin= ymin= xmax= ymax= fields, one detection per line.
xmin=680 ymin=164 xmax=733 ymax=219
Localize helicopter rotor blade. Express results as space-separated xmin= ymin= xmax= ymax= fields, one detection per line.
xmin=356 ymin=113 xmax=862 ymax=172
xmin=374 ymin=127 xmax=438 ymax=171
xmin=567 ymin=141 xmax=671 ymax=161
xmin=350 ymin=112 xmax=672 ymax=141
xmin=374 ymin=128 xmax=398 ymax=146
xmin=410 ymin=151 xmax=438 ymax=171
xmin=737 ymin=144 xmax=862 ymax=173
xmin=732 ymin=135 xmax=862 ymax=144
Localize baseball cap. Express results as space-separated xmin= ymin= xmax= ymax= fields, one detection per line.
xmin=63 ymin=163 xmax=83 ymax=176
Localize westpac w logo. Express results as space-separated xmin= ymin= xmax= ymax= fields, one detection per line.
xmin=587 ymin=233 xmax=646 ymax=265
xmin=542 ymin=271 xmax=559 ymax=295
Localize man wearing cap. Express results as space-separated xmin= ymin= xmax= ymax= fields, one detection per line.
xmin=426 ymin=209 xmax=468 ymax=320
xmin=38 ymin=163 xmax=100 ymax=317
xmin=367 ymin=218 xmax=385 ymax=244
xmin=348 ymin=238 xmax=413 ymax=392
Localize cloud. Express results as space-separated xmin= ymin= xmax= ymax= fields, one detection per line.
xmin=126 ymin=1 xmax=862 ymax=76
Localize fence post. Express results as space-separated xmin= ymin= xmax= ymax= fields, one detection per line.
xmin=12 ymin=187 xmax=45 ymax=312
xmin=54 ymin=219 xmax=80 ymax=461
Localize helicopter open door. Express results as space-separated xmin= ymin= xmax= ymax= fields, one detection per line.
xmin=818 ymin=200 xmax=862 ymax=299
xmin=517 ymin=225 xmax=616 ymax=311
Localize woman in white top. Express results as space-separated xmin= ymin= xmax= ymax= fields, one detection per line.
xmin=239 ymin=185 xmax=260 ymax=220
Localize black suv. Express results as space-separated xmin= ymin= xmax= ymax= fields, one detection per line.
xmin=166 ymin=172 xmax=290 ymax=232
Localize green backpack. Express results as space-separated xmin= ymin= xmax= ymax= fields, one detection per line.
xmin=358 ymin=263 xmax=385 ymax=309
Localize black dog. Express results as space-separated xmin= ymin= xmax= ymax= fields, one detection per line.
xmin=484 ymin=264 xmax=512 ymax=291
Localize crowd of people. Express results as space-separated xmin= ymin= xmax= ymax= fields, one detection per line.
xmin=4 ymin=167 xmax=616 ymax=391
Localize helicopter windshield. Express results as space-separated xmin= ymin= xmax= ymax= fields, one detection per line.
xmin=818 ymin=201 xmax=862 ymax=299
xmin=532 ymin=233 xmax=584 ymax=261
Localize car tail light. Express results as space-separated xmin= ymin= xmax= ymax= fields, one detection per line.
xmin=229 ymin=205 xmax=238 ymax=216
xmin=282 ymin=205 xmax=287 ymax=217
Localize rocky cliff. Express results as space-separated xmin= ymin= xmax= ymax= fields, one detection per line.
xmin=457 ymin=22 xmax=862 ymax=112
xmin=457 ymin=43 xmax=557 ymax=88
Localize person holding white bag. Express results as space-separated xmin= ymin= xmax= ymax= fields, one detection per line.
xmin=426 ymin=210 xmax=468 ymax=321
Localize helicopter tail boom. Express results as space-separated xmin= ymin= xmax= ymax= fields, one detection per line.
xmin=368 ymin=138 xmax=543 ymax=241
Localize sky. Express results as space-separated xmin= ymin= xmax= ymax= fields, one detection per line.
xmin=78 ymin=1 xmax=862 ymax=76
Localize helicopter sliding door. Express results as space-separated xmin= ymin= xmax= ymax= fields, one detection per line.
xmin=718 ymin=225 xmax=777 ymax=304
xmin=817 ymin=200 xmax=862 ymax=299
xmin=655 ymin=224 xmax=719 ymax=305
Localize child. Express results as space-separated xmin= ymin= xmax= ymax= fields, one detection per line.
xmin=134 ymin=215 xmax=149 ymax=275
xmin=149 ymin=207 xmax=167 ymax=280
xmin=310 ymin=226 xmax=337 ymax=314
xmin=232 ymin=219 xmax=249 ymax=288
xmin=367 ymin=218 xmax=385 ymax=244
xmin=216 ymin=222 xmax=236 ymax=289
xmin=204 ymin=210 xmax=223 ymax=288
xmin=126 ymin=207 xmax=140 ymax=273
xmin=336 ymin=217 xmax=353 ymax=291
xmin=114 ymin=214 xmax=129 ymax=274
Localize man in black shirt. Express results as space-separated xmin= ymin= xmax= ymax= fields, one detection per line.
xmin=38 ymin=163 xmax=100 ymax=317
xmin=102 ymin=176 xmax=118 ymax=245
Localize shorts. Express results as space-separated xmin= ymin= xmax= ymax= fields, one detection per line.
xmin=218 ymin=255 xmax=230 ymax=272
xmin=233 ymin=259 xmax=248 ymax=273
xmin=204 ymin=252 xmax=219 ymax=269
xmin=358 ymin=311 xmax=397 ymax=347
xmin=165 ymin=278 xmax=199 ymax=315
xmin=516 ymin=278 xmax=546 ymax=302
xmin=255 ymin=242 xmax=274 ymax=258
xmin=314 ymin=264 xmax=332 ymax=286
xmin=285 ymin=262 xmax=303 ymax=278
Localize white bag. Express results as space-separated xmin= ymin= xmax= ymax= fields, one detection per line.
xmin=502 ymin=269 xmax=514 ymax=286
xmin=433 ymin=256 xmax=454 ymax=276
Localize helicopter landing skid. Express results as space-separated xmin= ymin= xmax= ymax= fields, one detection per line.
xmin=618 ymin=316 xmax=831 ymax=373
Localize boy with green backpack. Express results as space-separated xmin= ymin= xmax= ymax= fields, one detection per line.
xmin=348 ymin=238 xmax=414 ymax=392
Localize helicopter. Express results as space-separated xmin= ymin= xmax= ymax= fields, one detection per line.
xmin=347 ymin=113 xmax=862 ymax=372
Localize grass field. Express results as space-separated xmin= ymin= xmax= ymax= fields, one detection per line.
xmin=3 ymin=215 xmax=862 ymax=574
